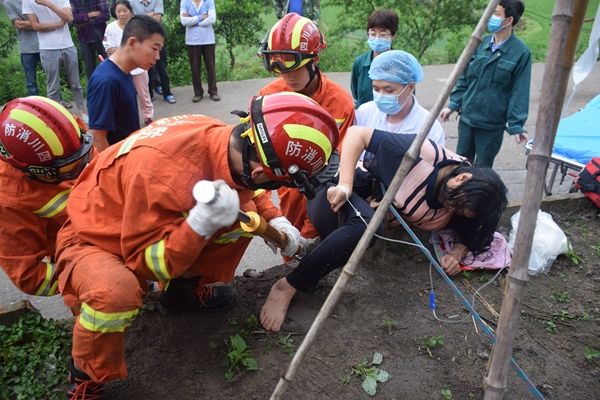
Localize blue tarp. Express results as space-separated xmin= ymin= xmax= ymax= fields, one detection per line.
xmin=553 ymin=93 xmax=600 ymax=165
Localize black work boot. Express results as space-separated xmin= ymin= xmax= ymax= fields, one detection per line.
xmin=67 ymin=358 xmax=103 ymax=399
xmin=158 ymin=278 xmax=236 ymax=316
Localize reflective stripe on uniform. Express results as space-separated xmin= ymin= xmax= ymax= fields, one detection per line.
xmin=144 ymin=239 xmax=171 ymax=281
xmin=252 ymin=189 xmax=266 ymax=198
xmin=335 ymin=118 xmax=345 ymax=128
xmin=79 ymin=302 xmax=138 ymax=333
xmin=214 ymin=228 xmax=254 ymax=244
xmin=33 ymin=189 xmax=71 ymax=218
xmin=34 ymin=258 xmax=58 ymax=296
xmin=116 ymin=134 xmax=139 ymax=157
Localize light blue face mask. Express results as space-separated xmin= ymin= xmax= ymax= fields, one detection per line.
xmin=372 ymin=85 xmax=410 ymax=115
xmin=487 ymin=15 xmax=505 ymax=33
xmin=368 ymin=37 xmax=392 ymax=53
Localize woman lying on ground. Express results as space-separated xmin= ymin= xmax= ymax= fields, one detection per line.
xmin=260 ymin=126 xmax=508 ymax=331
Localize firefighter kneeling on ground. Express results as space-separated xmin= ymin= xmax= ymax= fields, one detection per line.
xmin=0 ymin=96 xmax=94 ymax=299
xmin=54 ymin=91 xmax=339 ymax=398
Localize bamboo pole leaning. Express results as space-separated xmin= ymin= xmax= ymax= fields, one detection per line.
xmin=483 ymin=1 xmax=589 ymax=399
xmin=268 ymin=1 xmax=501 ymax=399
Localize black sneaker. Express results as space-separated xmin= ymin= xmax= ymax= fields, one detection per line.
xmin=158 ymin=278 xmax=235 ymax=316
xmin=67 ymin=358 xmax=103 ymax=399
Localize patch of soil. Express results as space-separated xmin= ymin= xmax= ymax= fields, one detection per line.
xmin=105 ymin=198 xmax=600 ymax=399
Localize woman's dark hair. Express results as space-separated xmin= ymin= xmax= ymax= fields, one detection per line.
xmin=367 ymin=9 xmax=399 ymax=36
xmin=110 ymin=0 xmax=132 ymax=19
xmin=500 ymin=0 xmax=525 ymax=26
xmin=441 ymin=162 xmax=508 ymax=254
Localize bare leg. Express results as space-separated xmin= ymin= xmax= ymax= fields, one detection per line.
xmin=260 ymin=277 xmax=297 ymax=332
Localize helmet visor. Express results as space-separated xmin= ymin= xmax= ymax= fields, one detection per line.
xmin=262 ymin=50 xmax=315 ymax=74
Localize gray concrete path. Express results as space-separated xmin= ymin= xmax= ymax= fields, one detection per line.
xmin=2 ymin=63 xmax=599 ymax=319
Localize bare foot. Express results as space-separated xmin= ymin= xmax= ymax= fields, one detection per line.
xmin=260 ymin=278 xmax=297 ymax=332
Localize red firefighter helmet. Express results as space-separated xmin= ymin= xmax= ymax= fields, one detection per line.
xmin=243 ymin=92 xmax=339 ymax=197
xmin=260 ymin=13 xmax=326 ymax=74
xmin=0 ymin=96 xmax=93 ymax=183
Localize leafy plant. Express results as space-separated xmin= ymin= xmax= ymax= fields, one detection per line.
xmin=225 ymin=334 xmax=258 ymax=380
xmin=441 ymin=388 xmax=453 ymax=399
xmin=277 ymin=334 xmax=296 ymax=356
xmin=584 ymin=346 xmax=600 ymax=361
xmin=579 ymin=311 xmax=592 ymax=321
xmin=462 ymin=270 xmax=472 ymax=279
xmin=545 ymin=321 xmax=558 ymax=334
xmin=382 ymin=319 xmax=398 ymax=334
xmin=421 ymin=335 xmax=445 ymax=357
xmin=227 ymin=316 xmax=238 ymax=326
xmin=350 ymin=352 xmax=390 ymax=396
xmin=551 ymin=290 xmax=570 ymax=303
xmin=551 ymin=310 xmax=575 ymax=321
xmin=0 ymin=311 xmax=72 ymax=400
xmin=565 ymin=244 xmax=583 ymax=265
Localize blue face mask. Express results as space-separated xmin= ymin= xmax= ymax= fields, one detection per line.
xmin=372 ymin=85 xmax=410 ymax=115
xmin=368 ymin=37 xmax=392 ymax=53
xmin=487 ymin=15 xmax=505 ymax=33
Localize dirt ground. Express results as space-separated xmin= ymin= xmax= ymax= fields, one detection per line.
xmin=103 ymin=196 xmax=600 ymax=400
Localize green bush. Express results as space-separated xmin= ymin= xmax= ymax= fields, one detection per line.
xmin=0 ymin=312 xmax=72 ymax=400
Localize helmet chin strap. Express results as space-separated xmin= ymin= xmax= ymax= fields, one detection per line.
xmin=240 ymin=135 xmax=283 ymax=191
xmin=301 ymin=62 xmax=319 ymax=91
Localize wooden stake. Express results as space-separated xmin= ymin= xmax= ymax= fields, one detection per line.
xmin=268 ymin=1 xmax=502 ymax=399
xmin=483 ymin=1 xmax=589 ymax=399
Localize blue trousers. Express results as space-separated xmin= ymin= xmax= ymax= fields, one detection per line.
xmin=21 ymin=52 xmax=40 ymax=96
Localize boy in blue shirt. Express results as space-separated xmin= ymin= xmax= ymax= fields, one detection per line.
xmin=87 ymin=15 xmax=165 ymax=151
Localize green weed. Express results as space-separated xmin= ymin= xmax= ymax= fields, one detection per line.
xmin=0 ymin=312 xmax=71 ymax=400
xmin=277 ymin=334 xmax=296 ymax=356
xmin=551 ymin=290 xmax=570 ymax=303
xmin=349 ymin=352 xmax=390 ymax=396
xmin=421 ymin=335 xmax=445 ymax=358
xmin=227 ymin=316 xmax=238 ymax=326
xmin=565 ymin=244 xmax=583 ymax=266
xmin=584 ymin=346 xmax=600 ymax=361
xmin=441 ymin=388 xmax=453 ymax=399
xmin=382 ymin=319 xmax=398 ymax=334
xmin=551 ymin=310 xmax=575 ymax=321
xmin=545 ymin=321 xmax=558 ymax=334
xmin=225 ymin=334 xmax=258 ymax=380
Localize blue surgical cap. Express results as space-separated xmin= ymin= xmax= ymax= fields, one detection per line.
xmin=368 ymin=50 xmax=424 ymax=84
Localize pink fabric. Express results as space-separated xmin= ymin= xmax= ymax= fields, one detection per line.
xmin=432 ymin=229 xmax=511 ymax=270
xmin=132 ymin=71 xmax=153 ymax=119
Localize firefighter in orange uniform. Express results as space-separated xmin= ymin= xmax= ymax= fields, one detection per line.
xmin=0 ymin=96 xmax=94 ymax=298
xmin=258 ymin=13 xmax=355 ymax=241
xmin=55 ymin=92 xmax=339 ymax=397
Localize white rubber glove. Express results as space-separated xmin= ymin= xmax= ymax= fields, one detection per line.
xmin=186 ymin=180 xmax=240 ymax=238
xmin=268 ymin=216 xmax=301 ymax=257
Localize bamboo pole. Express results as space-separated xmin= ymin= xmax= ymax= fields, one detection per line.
xmin=268 ymin=1 xmax=501 ymax=399
xmin=483 ymin=1 xmax=589 ymax=399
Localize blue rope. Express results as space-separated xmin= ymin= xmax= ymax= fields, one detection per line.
xmin=386 ymin=205 xmax=545 ymax=399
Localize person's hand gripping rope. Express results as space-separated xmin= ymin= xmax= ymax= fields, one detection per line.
xmin=327 ymin=183 xmax=351 ymax=212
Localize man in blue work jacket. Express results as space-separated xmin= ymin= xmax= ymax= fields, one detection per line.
xmin=440 ymin=0 xmax=530 ymax=168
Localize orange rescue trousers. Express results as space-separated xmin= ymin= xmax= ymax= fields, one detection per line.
xmin=58 ymin=238 xmax=252 ymax=382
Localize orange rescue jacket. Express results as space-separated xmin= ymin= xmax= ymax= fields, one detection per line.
xmin=0 ymin=161 xmax=73 ymax=296
xmin=259 ymin=73 xmax=355 ymax=237
xmin=56 ymin=115 xmax=280 ymax=285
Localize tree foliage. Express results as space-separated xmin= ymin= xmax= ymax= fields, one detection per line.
xmin=214 ymin=0 xmax=265 ymax=68
xmin=0 ymin=17 xmax=17 ymax=59
xmin=325 ymin=0 xmax=486 ymax=58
